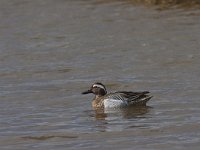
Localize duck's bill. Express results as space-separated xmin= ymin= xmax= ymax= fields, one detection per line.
xmin=82 ymin=90 xmax=92 ymax=94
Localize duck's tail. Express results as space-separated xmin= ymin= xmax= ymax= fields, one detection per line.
xmin=130 ymin=95 xmax=153 ymax=106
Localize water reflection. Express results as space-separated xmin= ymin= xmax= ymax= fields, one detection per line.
xmin=94 ymin=106 xmax=151 ymax=120
xmin=90 ymin=106 xmax=152 ymax=132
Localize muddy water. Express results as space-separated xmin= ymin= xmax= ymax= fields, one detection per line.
xmin=0 ymin=0 xmax=200 ymax=149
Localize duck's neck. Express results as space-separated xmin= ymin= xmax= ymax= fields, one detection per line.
xmin=95 ymin=95 xmax=103 ymax=99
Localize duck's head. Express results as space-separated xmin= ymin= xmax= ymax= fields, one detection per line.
xmin=82 ymin=82 xmax=107 ymax=96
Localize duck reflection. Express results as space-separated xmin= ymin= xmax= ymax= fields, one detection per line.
xmin=94 ymin=106 xmax=151 ymax=120
xmin=90 ymin=106 xmax=152 ymax=132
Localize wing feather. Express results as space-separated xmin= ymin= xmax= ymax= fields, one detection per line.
xmin=114 ymin=91 xmax=152 ymax=105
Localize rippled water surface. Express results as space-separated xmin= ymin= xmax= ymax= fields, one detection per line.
xmin=0 ymin=0 xmax=200 ymax=149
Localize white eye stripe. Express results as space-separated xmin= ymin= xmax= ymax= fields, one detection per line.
xmin=92 ymin=84 xmax=106 ymax=91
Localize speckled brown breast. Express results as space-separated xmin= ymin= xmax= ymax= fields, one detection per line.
xmin=92 ymin=97 xmax=104 ymax=109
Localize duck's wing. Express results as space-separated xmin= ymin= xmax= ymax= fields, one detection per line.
xmin=106 ymin=92 xmax=128 ymax=101
xmin=114 ymin=91 xmax=152 ymax=106
xmin=101 ymin=93 xmax=129 ymax=108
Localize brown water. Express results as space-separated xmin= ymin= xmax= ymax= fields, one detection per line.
xmin=0 ymin=0 xmax=200 ymax=149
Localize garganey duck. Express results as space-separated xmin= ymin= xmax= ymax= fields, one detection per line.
xmin=82 ymin=82 xmax=152 ymax=109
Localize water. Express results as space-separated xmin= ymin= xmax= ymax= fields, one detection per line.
xmin=0 ymin=0 xmax=200 ymax=149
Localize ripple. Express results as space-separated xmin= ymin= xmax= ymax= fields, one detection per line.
xmin=21 ymin=135 xmax=78 ymax=141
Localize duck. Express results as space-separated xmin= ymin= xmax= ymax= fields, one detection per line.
xmin=82 ymin=82 xmax=152 ymax=109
